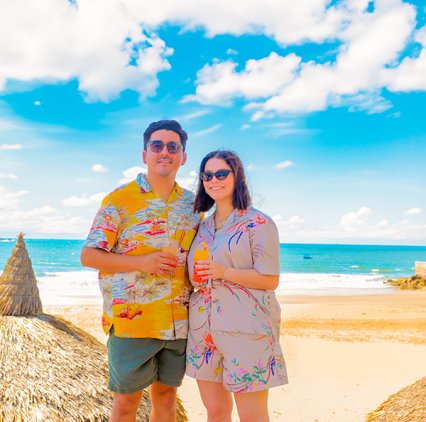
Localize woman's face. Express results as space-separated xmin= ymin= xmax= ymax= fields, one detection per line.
xmin=203 ymin=157 xmax=235 ymax=204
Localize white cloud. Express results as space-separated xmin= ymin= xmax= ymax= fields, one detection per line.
xmin=0 ymin=173 xmax=18 ymax=179
xmin=91 ymin=164 xmax=108 ymax=173
xmin=385 ymin=24 xmax=426 ymax=91
xmin=0 ymin=204 xmax=89 ymax=235
xmin=274 ymin=160 xmax=294 ymax=170
xmin=273 ymin=214 xmax=304 ymax=227
xmin=0 ymin=0 xmax=343 ymax=101
xmin=180 ymin=109 xmax=211 ymax=121
xmin=62 ymin=192 xmax=106 ymax=207
xmin=1 ymin=0 xmax=423 ymax=113
xmin=0 ymin=143 xmax=23 ymax=150
xmin=0 ymin=185 xmax=29 ymax=209
xmin=339 ymin=206 xmax=372 ymax=229
xmin=0 ymin=1 xmax=173 ymax=101
xmin=377 ymin=218 xmax=389 ymax=228
xmin=184 ymin=53 xmax=301 ymax=105
xmin=191 ymin=124 xmax=222 ymax=138
xmin=33 ymin=215 xmax=90 ymax=235
xmin=177 ymin=170 xmax=198 ymax=191
xmin=118 ymin=166 xmax=147 ymax=185
xmin=187 ymin=0 xmax=419 ymax=118
xmin=404 ymin=207 xmax=422 ymax=216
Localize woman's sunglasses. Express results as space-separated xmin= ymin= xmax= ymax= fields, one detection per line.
xmin=200 ymin=169 xmax=233 ymax=182
xmin=147 ymin=140 xmax=183 ymax=154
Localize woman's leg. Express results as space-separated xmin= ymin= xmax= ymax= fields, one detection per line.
xmin=234 ymin=389 xmax=269 ymax=422
xmin=197 ymin=380 xmax=233 ymax=422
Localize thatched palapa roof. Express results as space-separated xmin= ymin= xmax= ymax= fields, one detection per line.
xmin=0 ymin=234 xmax=188 ymax=421
xmin=0 ymin=233 xmax=42 ymax=316
xmin=366 ymin=377 xmax=426 ymax=422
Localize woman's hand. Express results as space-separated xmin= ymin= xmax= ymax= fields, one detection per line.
xmin=195 ymin=259 xmax=227 ymax=281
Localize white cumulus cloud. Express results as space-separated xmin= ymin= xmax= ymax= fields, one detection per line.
xmin=0 ymin=185 xmax=29 ymax=209
xmin=339 ymin=206 xmax=372 ymax=229
xmin=177 ymin=170 xmax=198 ymax=191
xmin=274 ymin=160 xmax=294 ymax=170
xmin=187 ymin=0 xmax=420 ymax=119
xmin=404 ymin=207 xmax=422 ymax=216
xmin=0 ymin=0 xmax=173 ymax=101
xmin=118 ymin=166 xmax=147 ymax=185
xmin=62 ymin=192 xmax=106 ymax=207
xmin=0 ymin=173 xmax=18 ymax=180
xmin=0 ymin=143 xmax=23 ymax=150
xmin=91 ymin=164 xmax=108 ymax=173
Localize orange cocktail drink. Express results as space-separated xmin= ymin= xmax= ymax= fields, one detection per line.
xmin=193 ymin=243 xmax=209 ymax=283
xmin=162 ymin=240 xmax=179 ymax=272
xmin=162 ymin=241 xmax=179 ymax=257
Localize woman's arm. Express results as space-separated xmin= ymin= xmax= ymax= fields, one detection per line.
xmin=195 ymin=260 xmax=279 ymax=290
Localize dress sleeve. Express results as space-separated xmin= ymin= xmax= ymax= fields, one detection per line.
xmin=249 ymin=214 xmax=280 ymax=276
xmin=83 ymin=196 xmax=120 ymax=252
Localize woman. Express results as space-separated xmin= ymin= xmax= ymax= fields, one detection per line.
xmin=186 ymin=150 xmax=288 ymax=422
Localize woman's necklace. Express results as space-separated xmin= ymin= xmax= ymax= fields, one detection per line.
xmin=214 ymin=210 xmax=234 ymax=231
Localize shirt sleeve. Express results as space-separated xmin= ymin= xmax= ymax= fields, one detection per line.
xmin=83 ymin=197 xmax=120 ymax=252
xmin=249 ymin=214 xmax=281 ymax=276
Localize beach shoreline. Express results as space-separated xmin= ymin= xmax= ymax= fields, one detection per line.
xmin=43 ymin=289 xmax=426 ymax=421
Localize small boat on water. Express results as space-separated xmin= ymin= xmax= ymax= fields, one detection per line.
xmin=303 ymin=254 xmax=312 ymax=259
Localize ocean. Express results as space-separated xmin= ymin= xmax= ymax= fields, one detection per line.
xmin=1 ymin=238 xmax=426 ymax=297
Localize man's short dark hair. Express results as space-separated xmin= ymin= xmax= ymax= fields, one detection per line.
xmin=143 ymin=120 xmax=188 ymax=151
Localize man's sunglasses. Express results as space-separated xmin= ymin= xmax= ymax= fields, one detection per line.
xmin=200 ymin=169 xmax=233 ymax=182
xmin=147 ymin=140 xmax=183 ymax=154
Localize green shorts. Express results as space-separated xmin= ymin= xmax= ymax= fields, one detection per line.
xmin=107 ymin=328 xmax=187 ymax=394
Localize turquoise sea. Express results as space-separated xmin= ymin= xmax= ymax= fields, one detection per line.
xmin=1 ymin=238 xmax=426 ymax=296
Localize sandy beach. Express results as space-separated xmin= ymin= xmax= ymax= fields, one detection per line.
xmin=43 ymin=290 xmax=426 ymax=422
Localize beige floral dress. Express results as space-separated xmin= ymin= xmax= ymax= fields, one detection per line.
xmin=185 ymin=207 xmax=288 ymax=393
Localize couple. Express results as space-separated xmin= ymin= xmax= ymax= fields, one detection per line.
xmin=81 ymin=120 xmax=288 ymax=422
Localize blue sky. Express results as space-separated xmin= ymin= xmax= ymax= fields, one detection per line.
xmin=0 ymin=0 xmax=425 ymax=244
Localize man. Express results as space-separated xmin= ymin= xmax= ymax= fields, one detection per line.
xmin=81 ymin=120 xmax=201 ymax=422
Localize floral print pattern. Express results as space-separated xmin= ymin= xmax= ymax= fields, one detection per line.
xmin=186 ymin=207 xmax=288 ymax=391
xmin=84 ymin=173 xmax=201 ymax=339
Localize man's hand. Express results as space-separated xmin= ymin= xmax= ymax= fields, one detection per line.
xmin=81 ymin=247 xmax=177 ymax=275
xmin=141 ymin=251 xmax=178 ymax=276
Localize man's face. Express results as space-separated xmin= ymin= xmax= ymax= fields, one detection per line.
xmin=142 ymin=129 xmax=187 ymax=179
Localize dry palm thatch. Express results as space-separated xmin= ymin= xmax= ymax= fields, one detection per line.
xmin=0 ymin=234 xmax=188 ymax=422
xmin=366 ymin=377 xmax=426 ymax=422
xmin=0 ymin=232 xmax=42 ymax=316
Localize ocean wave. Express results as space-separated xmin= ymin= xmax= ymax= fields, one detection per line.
xmin=34 ymin=269 xmax=391 ymax=295
xmin=278 ymin=272 xmax=390 ymax=294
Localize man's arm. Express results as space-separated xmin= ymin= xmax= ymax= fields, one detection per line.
xmin=80 ymin=247 xmax=177 ymax=274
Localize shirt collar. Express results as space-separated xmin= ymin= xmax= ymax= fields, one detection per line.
xmin=135 ymin=173 xmax=184 ymax=198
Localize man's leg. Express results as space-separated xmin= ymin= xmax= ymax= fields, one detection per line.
xmin=149 ymin=381 xmax=177 ymax=422
xmin=109 ymin=390 xmax=143 ymax=422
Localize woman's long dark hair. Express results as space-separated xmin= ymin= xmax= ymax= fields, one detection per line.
xmin=193 ymin=150 xmax=251 ymax=213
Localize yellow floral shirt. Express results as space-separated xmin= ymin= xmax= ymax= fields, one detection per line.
xmin=84 ymin=173 xmax=201 ymax=339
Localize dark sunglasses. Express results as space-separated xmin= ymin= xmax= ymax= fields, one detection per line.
xmin=147 ymin=140 xmax=183 ymax=154
xmin=200 ymin=169 xmax=233 ymax=182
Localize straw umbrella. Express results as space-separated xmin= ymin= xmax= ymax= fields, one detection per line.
xmin=0 ymin=232 xmax=42 ymax=316
xmin=0 ymin=234 xmax=188 ymax=421
xmin=366 ymin=377 xmax=426 ymax=422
